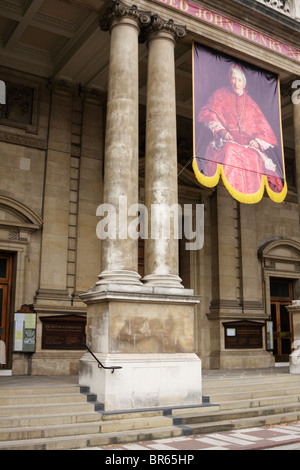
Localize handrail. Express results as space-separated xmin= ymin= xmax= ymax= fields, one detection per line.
xmin=85 ymin=345 xmax=122 ymax=374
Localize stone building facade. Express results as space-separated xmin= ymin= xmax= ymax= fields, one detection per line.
xmin=0 ymin=0 xmax=300 ymax=403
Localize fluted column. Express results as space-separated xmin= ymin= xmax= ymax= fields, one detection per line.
xmin=293 ymin=99 xmax=300 ymax=218
xmin=97 ymin=2 xmax=150 ymax=286
xmin=143 ymin=17 xmax=186 ymax=288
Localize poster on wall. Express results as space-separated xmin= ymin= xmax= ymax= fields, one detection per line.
xmin=192 ymin=42 xmax=287 ymax=204
xmin=14 ymin=312 xmax=36 ymax=352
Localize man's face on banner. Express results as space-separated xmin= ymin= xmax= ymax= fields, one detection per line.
xmin=230 ymin=69 xmax=246 ymax=95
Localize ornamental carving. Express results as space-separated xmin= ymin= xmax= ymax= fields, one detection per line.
xmin=99 ymin=0 xmax=186 ymax=42
xmin=99 ymin=0 xmax=151 ymax=31
xmin=0 ymin=82 xmax=34 ymax=125
xmin=146 ymin=14 xmax=186 ymax=40
xmin=256 ymin=0 xmax=291 ymax=14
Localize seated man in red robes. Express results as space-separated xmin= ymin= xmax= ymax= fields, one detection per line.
xmin=198 ymin=65 xmax=283 ymax=197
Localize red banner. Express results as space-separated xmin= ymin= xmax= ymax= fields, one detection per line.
xmin=192 ymin=43 xmax=287 ymax=204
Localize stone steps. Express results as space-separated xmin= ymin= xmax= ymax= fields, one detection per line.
xmin=0 ymin=372 xmax=300 ymax=449
xmin=0 ymin=401 xmax=96 ymax=417
xmin=176 ymin=409 xmax=300 ymax=436
xmin=0 ymin=425 xmax=184 ymax=451
xmin=0 ymin=393 xmax=88 ymax=406
xmin=0 ymin=386 xmax=79 ymax=397
xmin=203 ymin=386 xmax=300 ymax=403
xmin=202 ymin=375 xmax=300 ymax=393
xmin=218 ymin=393 xmax=300 ymax=410
xmin=1 ymin=407 xmax=300 ymax=450
xmin=0 ymin=411 xmax=103 ymax=428
xmin=0 ymin=415 xmax=174 ymax=442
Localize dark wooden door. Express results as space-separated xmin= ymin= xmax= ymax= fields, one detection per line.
xmin=270 ymin=279 xmax=293 ymax=363
xmin=0 ymin=253 xmax=13 ymax=368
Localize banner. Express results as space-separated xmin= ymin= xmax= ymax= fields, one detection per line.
xmin=192 ymin=42 xmax=287 ymax=204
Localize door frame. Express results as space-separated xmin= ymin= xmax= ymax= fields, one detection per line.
xmin=0 ymin=252 xmax=13 ymax=369
xmin=270 ymin=278 xmax=294 ymax=362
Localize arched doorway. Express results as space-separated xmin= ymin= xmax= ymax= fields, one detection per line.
xmin=259 ymin=239 xmax=300 ymax=363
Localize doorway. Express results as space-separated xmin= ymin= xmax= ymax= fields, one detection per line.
xmin=0 ymin=253 xmax=13 ymax=369
xmin=270 ymin=278 xmax=293 ymax=363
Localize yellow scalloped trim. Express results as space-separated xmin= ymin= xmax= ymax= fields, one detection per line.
xmin=192 ymin=156 xmax=287 ymax=204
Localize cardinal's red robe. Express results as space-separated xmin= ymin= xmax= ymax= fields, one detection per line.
xmin=198 ymin=86 xmax=283 ymax=196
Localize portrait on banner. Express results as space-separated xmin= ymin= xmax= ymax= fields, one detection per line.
xmin=192 ymin=43 xmax=287 ymax=204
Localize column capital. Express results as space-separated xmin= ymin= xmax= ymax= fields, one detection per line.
xmin=140 ymin=14 xmax=186 ymax=44
xmin=150 ymin=14 xmax=186 ymax=39
xmin=99 ymin=0 xmax=151 ymax=31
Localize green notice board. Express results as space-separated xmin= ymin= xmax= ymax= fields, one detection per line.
xmin=14 ymin=313 xmax=36 ymax=352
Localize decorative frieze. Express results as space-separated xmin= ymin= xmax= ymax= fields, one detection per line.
xmin=0 ymin=130 xmax=47 ymax=149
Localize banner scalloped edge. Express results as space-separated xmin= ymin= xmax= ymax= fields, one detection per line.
xmin=192 ymin=156 xmax=287 ymax=204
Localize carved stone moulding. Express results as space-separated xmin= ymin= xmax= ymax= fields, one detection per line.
xmin=99 ymin=0 xmax=186 ymax=42
xmin=258 ymin=0 xmax=291 ymax=13
xmin=146 ymin=14 xmax=186 ymax=40
xmin=99 ymin=0 xmax=151 ymax=31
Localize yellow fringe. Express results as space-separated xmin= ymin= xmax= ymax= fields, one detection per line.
xmin=192 ymin=156 xmax=287 ymax=204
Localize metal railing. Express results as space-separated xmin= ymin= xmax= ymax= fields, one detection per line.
xmin=85 ymin=345 xmax=122 ymax=373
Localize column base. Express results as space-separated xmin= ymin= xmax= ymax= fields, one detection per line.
xmin=79 ymin=353 xmax=202 ymax=411
xmin=142 ymin=273 xmax=184 ymax=289
xmin=79 ymin=285 xmax=201 ymax=410
xmin=290 ymin=349 xmax=300 ymax=374
xmin=96 ymin=270 xmax=143 ymax=286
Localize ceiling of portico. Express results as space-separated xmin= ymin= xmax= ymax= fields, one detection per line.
xmin=0 ymin=0 xmax=296 ymax=148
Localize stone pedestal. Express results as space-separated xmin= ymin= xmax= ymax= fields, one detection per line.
xmin=79 ymin=285 xmax=202 ymax=410
xmin=78 ymin=4 xmax=201 ymax=411
xmin=287 ymin=300 xmax=300 ymax=374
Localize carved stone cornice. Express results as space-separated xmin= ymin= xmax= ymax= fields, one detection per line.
xmin=99 ymin=0 xmax=151 ymax=31
xmin=0 ymin=130 xmax=47 ymax=150
xmin=48 ymin=78 xmax=78 ymax=97
xmin=47 ymin=78 xmax=106 ymax=104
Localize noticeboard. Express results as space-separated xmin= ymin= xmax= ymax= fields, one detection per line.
xmin=223 ymin=320 xmax=264 ymax=349
xmin=40 ymin=315 xmax=86 ymax=350
xmin=14 ymin=312 xmax=36 ymax=352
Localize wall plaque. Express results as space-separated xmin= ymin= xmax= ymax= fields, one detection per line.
xmin=41 ymin=315 xmax=86 ymax=350
xmin=223 ymin=320 xmax=264 ymax=349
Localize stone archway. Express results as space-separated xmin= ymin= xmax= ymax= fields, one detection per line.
xmin=259 ymin=238 xmax=300 ymax=362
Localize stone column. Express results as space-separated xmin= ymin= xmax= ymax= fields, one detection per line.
xmin=287 ymin=301 xmax=300 ymax=374
xmin=293 ymin=99 xmax=300 ymax=217
xmin=143 ymin=17 xmax=186 ymax=288
xmin=287 ymin=98 xmax=300 ymax=373
xmin=96 ymin=2 xmax=150 ymax=286
xmin=79 ymin=10 xmax=202 ymax=411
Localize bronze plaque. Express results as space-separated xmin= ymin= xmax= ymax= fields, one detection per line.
xmin=41 ymin=315 xmax=86 ymax=350
xmin=223 ymin=321 xmax=264 ymax=349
